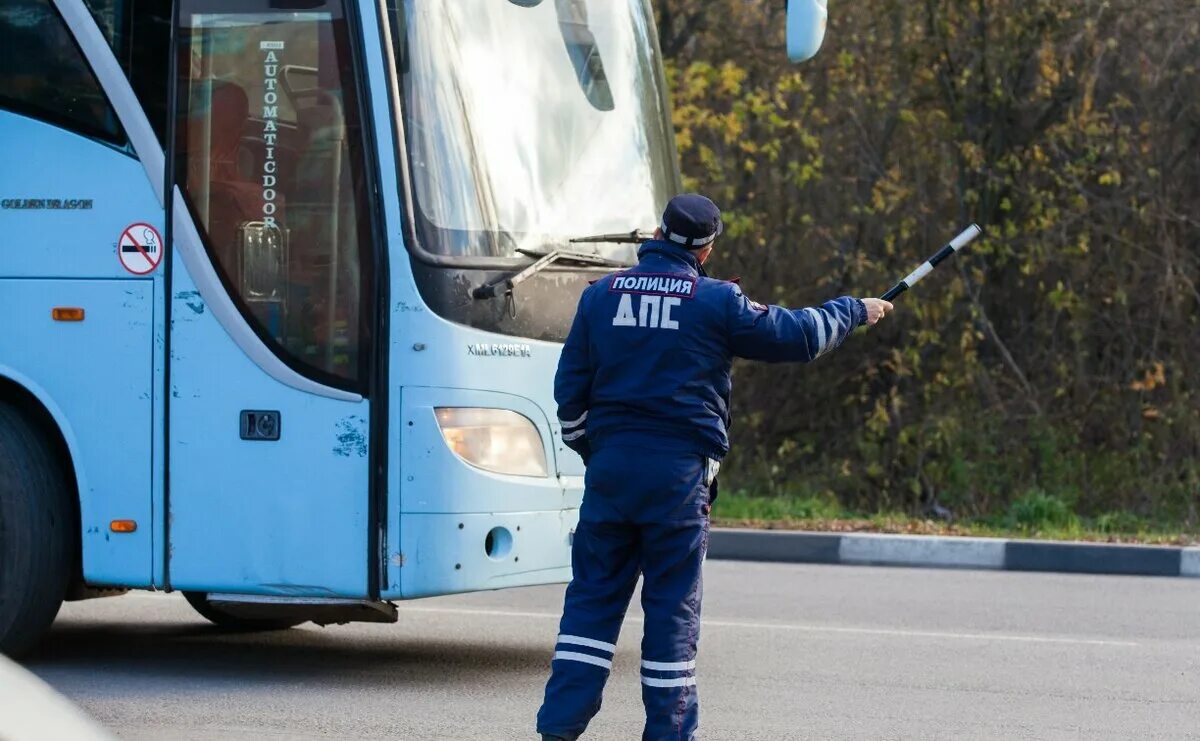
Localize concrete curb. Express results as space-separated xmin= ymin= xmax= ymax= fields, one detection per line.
xmin=708 ymin=528 xmax=1200 ymax=578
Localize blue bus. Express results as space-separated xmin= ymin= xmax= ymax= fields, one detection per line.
xmin=0 ymin=0 xmax=824 ymax=655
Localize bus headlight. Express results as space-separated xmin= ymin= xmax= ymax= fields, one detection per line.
xmin=434 ymin=408 xmax=549 ymax=478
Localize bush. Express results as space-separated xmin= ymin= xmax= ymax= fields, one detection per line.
xmin=1005 ymin=491 xmax=1078 ymax=531
xmin=713 ymin=490 xmax=845 ymax=522
xmin=1094 ymin=511 xmax=1146 ymax=535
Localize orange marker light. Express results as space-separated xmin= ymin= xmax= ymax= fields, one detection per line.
xmin=52 ymin=307 xmax=85 ymax=321
xmin=110 ymin=520 xmax=137 ymax=533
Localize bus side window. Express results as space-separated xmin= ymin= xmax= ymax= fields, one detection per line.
xmin=0 ymin=0 xmax=125 ymax=144
xmin=84 ymin=0 xmax=172 ymax=146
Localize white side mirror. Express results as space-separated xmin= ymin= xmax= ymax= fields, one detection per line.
xmin=787 ymin=0 xmax=828 ymax=63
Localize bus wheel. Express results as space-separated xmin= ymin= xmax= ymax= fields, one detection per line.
xmin=182 ymin=592 xmax=303 ymax=631
xmin=0 ymin=402 xmax=75 ymax=657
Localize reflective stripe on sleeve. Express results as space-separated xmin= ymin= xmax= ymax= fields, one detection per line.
xmin=562 ymin=429 xmax=586 ymax=442
xmin=822 ymin=314 xmax=842 ymax=356
xmin=803 ymin=307 xmax=828 ymax=353
xmin=559 ymin=411 xmax=587 ymax=429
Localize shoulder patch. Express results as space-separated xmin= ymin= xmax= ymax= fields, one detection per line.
xmin=726 ymin=282 xmax=767 ymax=312
xmin=732 ymin=286 xmax=767 ymax=312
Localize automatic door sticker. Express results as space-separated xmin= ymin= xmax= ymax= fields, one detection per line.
xmin=118 ymin=223 xmax=163 ymax=275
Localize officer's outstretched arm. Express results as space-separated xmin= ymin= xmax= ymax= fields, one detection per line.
xmin=554 ymin=291 xmax=595 ymax=461
xmin=727 ymin=288 xmax=867 ymax=362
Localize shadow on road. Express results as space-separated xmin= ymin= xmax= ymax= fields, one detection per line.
xmin=27 ymin=619 xmax=550 ymax=689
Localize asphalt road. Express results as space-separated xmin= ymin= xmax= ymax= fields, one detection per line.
xmin=23 ymin=562 xmax=1200 ymax=740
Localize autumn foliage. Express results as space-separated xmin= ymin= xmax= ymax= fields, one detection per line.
xmin=654 ymin=0 xmax=1200 ymax=525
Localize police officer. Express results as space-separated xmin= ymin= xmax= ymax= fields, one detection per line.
xmin=536 ymin=194 xmax=893 ymax=740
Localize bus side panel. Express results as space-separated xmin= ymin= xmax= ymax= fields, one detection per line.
xmin=0 ymin=112 xmax=156 ymax=280
xmin=0 ymin=279 xmax=153 ymax=587
xmin=166 ymin=264 xmax=371 ymax=597
xmin=0 ymin=112 xmax=164 ymax=588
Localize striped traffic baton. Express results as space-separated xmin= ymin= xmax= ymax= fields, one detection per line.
xmin=880 ymin=224 xmax=982 ymax=301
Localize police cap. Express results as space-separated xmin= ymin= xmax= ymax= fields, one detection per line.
xmin=660 ymin=194 xmax=723 ymax=249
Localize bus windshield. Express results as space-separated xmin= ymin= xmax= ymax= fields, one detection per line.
xmin=390 ymin=0 xmax=678 ymax=262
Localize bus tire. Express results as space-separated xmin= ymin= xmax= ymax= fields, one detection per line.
xmin=182 ymin=592 xmax=302 ymax=631
xmin=0 ymin=401 xmax=75 ymax=657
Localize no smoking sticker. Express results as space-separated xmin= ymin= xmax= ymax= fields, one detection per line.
xmin=118 ymin=222 xmax=163 ymax=275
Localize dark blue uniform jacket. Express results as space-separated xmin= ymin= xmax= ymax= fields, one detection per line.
xmin=555 ymin=240 xmax=867 ymax=462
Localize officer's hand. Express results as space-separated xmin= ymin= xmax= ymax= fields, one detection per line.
xmin=861 ymin=298 xmax=894 ymax=326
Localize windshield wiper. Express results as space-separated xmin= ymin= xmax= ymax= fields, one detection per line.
xmin=569 ymin=229 xmax=654 ymax=244
xmin=472 ymin=248 xmax=626 ymax=300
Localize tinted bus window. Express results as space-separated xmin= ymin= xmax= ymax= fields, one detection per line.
xmin=174 ymin=0 xmax=374 ymax=388
xmin=0 ymin=0 xmax=124 ymax=144
xmin=86 ymin=0 xmax=171 ymax=145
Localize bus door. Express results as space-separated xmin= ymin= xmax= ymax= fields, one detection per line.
xmin=164 ymin=0 xmax=382 ymax=597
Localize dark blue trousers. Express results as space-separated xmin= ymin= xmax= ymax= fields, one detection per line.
xmin=537 ymin=446 xmax=712 ymax=741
